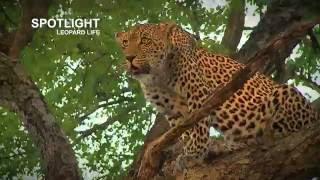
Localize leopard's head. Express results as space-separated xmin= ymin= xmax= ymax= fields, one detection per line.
xmin=115 ymin=22 xmax=196 ymax=82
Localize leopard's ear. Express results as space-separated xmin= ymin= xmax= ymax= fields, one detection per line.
xmin=159 ymin=22 xmax=196 ymax=50
xmin=115 ymin=31 xmax=127 ymax=44
xmin=159 ymin=22 xmax=177 ymax=40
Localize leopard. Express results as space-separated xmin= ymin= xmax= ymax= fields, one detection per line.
xmin=115 ymin=22 xmax=319 ymax=171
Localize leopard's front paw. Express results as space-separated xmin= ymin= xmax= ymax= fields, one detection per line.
xmin=174 ymin=154 xmax=187 ymax=173
xmin=174 ymin=154 xmax=204 ymax=173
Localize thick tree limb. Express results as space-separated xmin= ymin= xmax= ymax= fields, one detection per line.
xmin=245 ymin=19 xmax=318 ymax=77
xmin=172 ymin=122 xmax=320 ymax=180
xmin=0 ymin=53 xmax=81 ymax=179
xmin=236 ymin=0 xmax=320 ymax=76
xmin=0 ymin=1 xmax=82 ymax=179
xmin=221 ymin=0 xmax=245 ymax=54
xmin=8 ymin=0 xmax=51 ymax=59
xmin=237 ymin=0 xmax=320 ymax=61
xmin=127 ymin=114 xmax=170 ymax=178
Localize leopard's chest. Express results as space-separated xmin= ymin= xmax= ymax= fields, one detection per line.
xmin=141 ymin=83 xmax=189 ymax=119
xmin=144 ymin=90 xmax=170 ymax=114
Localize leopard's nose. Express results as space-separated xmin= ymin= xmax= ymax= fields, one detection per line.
xmin=126 ymin=55 xmax=136 ymax=62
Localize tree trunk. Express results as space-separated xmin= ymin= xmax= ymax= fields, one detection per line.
xmin=235 ymin=0 xmax=320 ymax=76
xmin=0 ymin=54 xmax=82 ymax=179
xmin=221 ymin=0 xmax=245 ymax=54
xmin=0 ymin=0 xmax=82 ymax=178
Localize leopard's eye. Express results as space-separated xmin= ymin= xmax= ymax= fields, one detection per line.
xmin=141 ymin=37 xmax=151 ymax=44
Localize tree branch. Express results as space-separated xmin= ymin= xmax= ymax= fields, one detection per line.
xmin=78 ymin=105 xmax=137 ymax=138
xmin=0 ymin=53 xmax=81 ymax=180
xmin=221 ymin=0 xmax=245 ymax=54
xmin=78 ymin=97 xmax=133 ymax=122
xmin=243 ymin=26 xmax=254 ymax=30
xmin=171 ymin=122 xmax=320 ymax=180
xmin=308 ymin=29 xmax=320 ymax=52
xmin=127 ymin=114 xmax=170 ymax=177
xmin=236 ymin=0 xmax=320 ymax=75
xmin=9 ymin=0 xmax=51 ymax=59
xmin=0 ymin=0 xmax=82 ymax=178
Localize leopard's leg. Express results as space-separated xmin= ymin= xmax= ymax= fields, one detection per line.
xmin=173 ymin=86 xmax=214 ymax=171
xmin=166 ymin=115 xmax=192 ymax=144
xmin=175 ymin=117 xmax=210 ymax=172
xmin=144 ymin=86 xmax=194 ymax=152
xmin=209 ymin=132 xmax=258 ymax=155
xmin=142 ymin=85 xmax=189 ymax=119
xmin=144 ymin=85 xmax=189 ymax=128
xmin=183 ymin=118 xmax=210 ymax=157
xmin=269 ymin=84 xmax=318 ymax=136
xmin=211 ymin=139 xmax=246 ymax=154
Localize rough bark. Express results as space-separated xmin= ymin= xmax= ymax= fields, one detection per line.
xmin=0 ymin=0 xmax=82 ymax=178
xmin=170 ymin=122 xmax=320 ymax=180
xmin=235 ymin=0 xmax=320 ymax=75
xmin=128 ymin=0 xmax=320 ymax=179
xmin=128 ymin=114 xmax=170 ymax=177
xmin=0 ymin=53 xmax=82 ymax=180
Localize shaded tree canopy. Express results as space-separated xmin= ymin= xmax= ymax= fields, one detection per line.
xmin=0 ymin=0 xmax=319 ymax=179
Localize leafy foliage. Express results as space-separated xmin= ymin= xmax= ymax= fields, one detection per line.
xmin=0 ymin=107 xmax=40 ymax=179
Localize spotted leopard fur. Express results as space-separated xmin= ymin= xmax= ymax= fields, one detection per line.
xmin=115 ymin=22 xmax=319 ymax=169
